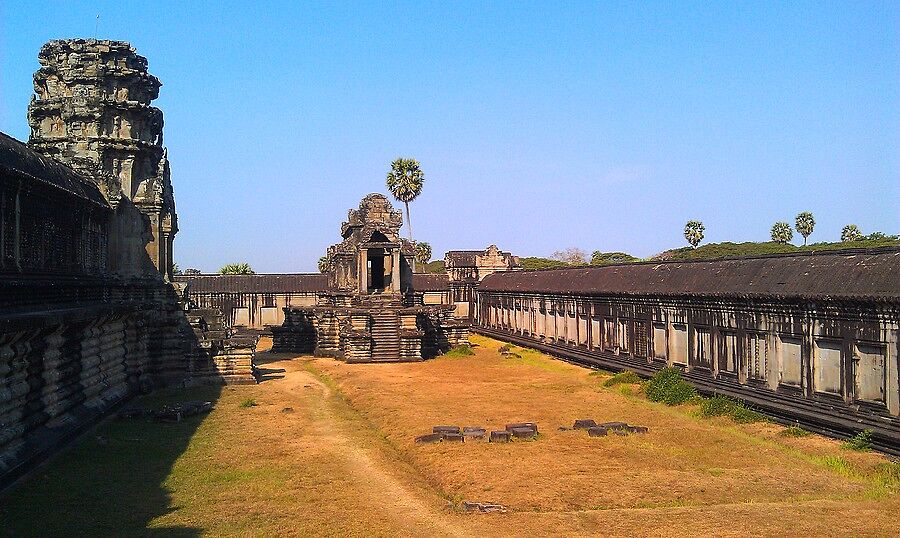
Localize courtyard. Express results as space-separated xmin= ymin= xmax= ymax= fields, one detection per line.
xmin=2 ymin=335 xmax=897 ymax=537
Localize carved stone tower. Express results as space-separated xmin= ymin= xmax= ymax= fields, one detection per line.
xmin=27 ymin=39 xmax=177 ymax=279
xmin=324 ymin=193 xmax=415 ymax=295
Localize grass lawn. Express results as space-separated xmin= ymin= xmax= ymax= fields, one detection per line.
xmin=2 ymin=334 xmax=897 ymax=537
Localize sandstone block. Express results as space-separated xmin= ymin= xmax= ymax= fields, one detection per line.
xmin=415 ymin=433 xmax=442 ymax=444
xmin=489 ymin=430 xmax=511 ymax=442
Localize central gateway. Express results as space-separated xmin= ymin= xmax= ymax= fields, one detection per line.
xmin=272 ymin=194 xmax=468 ymax=362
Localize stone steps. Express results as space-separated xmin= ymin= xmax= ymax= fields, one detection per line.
xmin=370 ymin=311 xmax=400 ymax=361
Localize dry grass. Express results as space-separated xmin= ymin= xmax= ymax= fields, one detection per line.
xmin=1 ymin=334 xmax=897 ymax=537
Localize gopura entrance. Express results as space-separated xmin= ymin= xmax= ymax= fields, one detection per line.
xmin=271 ymin=193 xmax=468 ymax=362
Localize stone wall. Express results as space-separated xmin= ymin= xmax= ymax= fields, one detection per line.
xmin=0 ymin=275 xmax=188 ymax=487
xmin=476 ymin=274 xmax=900 ymax=454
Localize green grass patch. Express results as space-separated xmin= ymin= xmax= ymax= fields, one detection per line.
xmin=643 ymin=367 xmax=697 ymax=405
xmin=444 ymin=345 xmax=475 ymax=357
xmin=817 ymin=455 xmax=854 ymax=478
xmin=698 ymin=395 xmax=766 ymax=423
xmin=779 ymin=425 xmax=811 ymax=438
xmin=873 ymin=461 xmax=900 ymax=489
xmin=842 ymin=429 xmax=873 ymax=452
xmin=239 ymin=398 xmax=258 ymax=408
xmin=603 ymin=370 xmax=642 ymax=387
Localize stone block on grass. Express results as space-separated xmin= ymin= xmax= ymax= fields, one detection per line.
xmin=505 ymin=422 xmax=538 ymax=434
xmin=489 ymin=430 xmax=511 ymax=443
xmin=415 ymin=433 xmax=443 ymax=444
xmin=511 ymin=427 xmax=536 ymax=439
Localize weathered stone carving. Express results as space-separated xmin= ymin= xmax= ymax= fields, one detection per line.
xmin=272 ymin=194 xmax=468 ymax=361
xmin=27 ymin=39 xmax=177 ymax=279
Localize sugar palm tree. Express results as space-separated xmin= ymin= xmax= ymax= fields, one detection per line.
xmin=795 ymin=212 xmax=815 ymax=246
xmin=841 ymin=224 xmax=863 ymax=242
xmin=684 ymin=220 xmax=705 ymax=248
xmin=386 ymin=158 xmax=425 ymax=241
xmin=415 ymin=242 xmax=432 ymax=265
xmin=771 ymin=222 xmax=793 ymax=244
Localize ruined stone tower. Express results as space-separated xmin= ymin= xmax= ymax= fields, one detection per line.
xmin=27 ymin=39 xmax=177 ymax=279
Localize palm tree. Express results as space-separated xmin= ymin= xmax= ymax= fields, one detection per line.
xmin=219 ymin=263 xmax=254 ymax=275
xmin=386 ymin=158 xmax=425 ymax=241
xmin=684 ymin=220 xmax=705 ymax=248
xmin=841 ymin=224 xmax=862 ymax=242
xmin=795 ymin=212 xmax=815 ymax=246
xmin=771 ymin=222 xmax=793 ymax=244
xmin=415 ymin=242 xmax=432 ymax=265
xmin=318 ymin=256 xmax=328 ymax=273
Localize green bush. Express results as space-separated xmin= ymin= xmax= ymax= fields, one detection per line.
xmin=698 ymin=395 xmax=766 ymax=423
xmin=239 ymin=398 xmax=257 ymax=409
xmin=842 ymin=429 xmax=873 ymax=451
xmin=643 ymin=367 xmax=697 ymax=405
xmin=603 ymin=370 xmax=642 ymax=387
xmin=445 ymin=345 xmax=475 ymax=357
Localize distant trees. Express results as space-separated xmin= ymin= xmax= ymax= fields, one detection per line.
xmin=386 ymin=158 xmax=425 ymax=242
xmin=770 ymin=222 xmax=793 ymax=244
xmin=684 ymin=220 xmax=705 ymax=248
xmin=795 ymin=212 xmax=815 ymax=246
xmin=172 ymin=263 xmax=181 ymax=275
xmin=551 ymin=247 xmax=587 ymax=265
xmin=590 ymin=251 xmax=639 ymax=265
xmin=841 ymin=225 xmax=863 ymax=242
xmin=219 ymin=263 xmax=254 ymax=275
xmin=184 ymin=268 xmax=201 ymax=275
xmin=318 ymin=256 xmax=328 ymax=273
xmin=415 ymin=242 xmax=433 ymax=265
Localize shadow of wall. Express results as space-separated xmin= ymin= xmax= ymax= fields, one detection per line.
xmin=0 ymin=134 xmax=250 ymax=533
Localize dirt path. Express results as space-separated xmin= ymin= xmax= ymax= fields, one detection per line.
xmin=260 ymin=357 xmax=467 ymax=537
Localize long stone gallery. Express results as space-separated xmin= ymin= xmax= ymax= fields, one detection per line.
xmin=1 ymin=40 xmax=899 ymax=536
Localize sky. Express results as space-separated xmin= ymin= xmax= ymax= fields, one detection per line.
xmin=1 ymin=1 xmax=897 ymax=272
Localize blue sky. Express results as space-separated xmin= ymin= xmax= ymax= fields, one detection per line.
xmin=1 ymin=1 xmax=897 ymax=272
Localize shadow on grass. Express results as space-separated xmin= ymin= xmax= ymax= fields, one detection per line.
xmin=0 ymin=384 xmax=222 ymax=537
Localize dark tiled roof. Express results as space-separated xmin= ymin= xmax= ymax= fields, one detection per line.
xmin=175 ymin=274 xmax=328 ymax=293
xmin=412 ymin=273 xmax=449 ymax=291
xmin=478 ymin=248 xmax=900 ymax=302
xmin=0 ymin=131 xmax=109 ymax=208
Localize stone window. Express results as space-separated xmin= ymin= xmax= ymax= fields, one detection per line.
xmin=260 ymin=307 xmax=279 ymax=327
xmin=671 ymin=324 xmax=688 ymax=365
xmin=779 ymin=336 xmax=803 ymax=387
xmin=747 ymin=332 xmax=768 ymax=380
xmin=694 ymin=327 xmax=711 ymax=368
xmin=718 ymin=331 xmax=738 ymax=373
xmin=633 ymin=321 xmax=648 ymax=358
xmin=618 ymin=319 xmax=630 ymax=353
xmin=604 ymin=319 xmax=616 ymax=350
xmin=855 ymin=343 xmax=886 ymax=403
xmin=591 ymin=317 xmax=601 ymax=349
xmin=232 ymin=307 xmax=250 ymax=327
xmin=814 ymin=339 xmax=842 ymax=395
xmin=653 ymin=323 xmax=667 ymax=360
xmin=566 ymin=312 xmax=577 ymax=343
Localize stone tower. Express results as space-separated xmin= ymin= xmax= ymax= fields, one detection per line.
xmin=27 ymin=39 xmax=177 ymax=279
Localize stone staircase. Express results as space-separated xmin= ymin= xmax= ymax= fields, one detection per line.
xmin=370 ymin=310 xmax=401 ymax=362
xmin=184 ymin=307 xmax=257 ymax=384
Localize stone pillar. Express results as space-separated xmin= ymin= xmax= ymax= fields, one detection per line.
xmin=358 ymin=249 xmax=368 ymax=294
xmin=391 ymin=248 xmax=401 ymax=292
